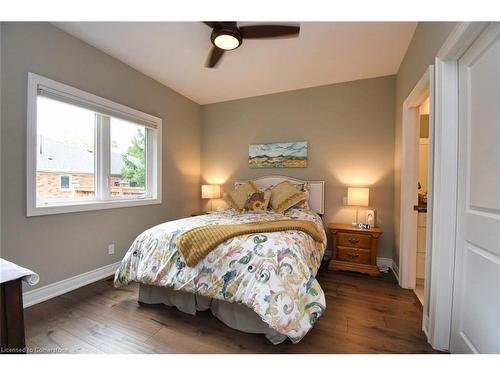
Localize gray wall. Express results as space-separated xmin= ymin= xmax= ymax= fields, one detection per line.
xmin=393 ymin=22 xmax=457 ymax=265
xmin=0 ymin=23 xmax=201 ymax=290
xmin=201 ymin=76 xmax=396 ymax=258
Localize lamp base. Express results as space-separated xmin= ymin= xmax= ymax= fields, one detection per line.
xmin=352 ymin=207 xmax=360 ymax=226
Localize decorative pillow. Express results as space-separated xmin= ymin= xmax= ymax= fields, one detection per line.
xmin=224 ymin=181 xmax=259 ymax=211
xmin=292 ymin=192 xmax=310 ymax=210
xmin=290 ymin=182 xmax=310 ymax=210
xmin=269 ymin=181 xmax=308 ymax=213
xmin=244 ymin=191 xmax=271 ymax=212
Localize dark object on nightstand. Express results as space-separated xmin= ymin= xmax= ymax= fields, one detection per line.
xmin=328 ymin=223 xmax=383 ymax=277
xmin=0 ymin=278 xmax=26 ymax=354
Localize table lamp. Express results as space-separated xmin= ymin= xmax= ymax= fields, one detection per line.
xmin=201 ymin=184 xmax=221 ymax=211
xmin=347 ymin=187 xmax=369 ymax=225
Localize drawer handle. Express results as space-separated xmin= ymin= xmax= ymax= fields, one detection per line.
xmin=348 ymin=239 xmax=360 ymax=244
xmin=347 ymin=252 xmax=359 ymax=258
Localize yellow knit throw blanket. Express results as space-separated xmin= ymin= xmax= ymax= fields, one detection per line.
xmin=175 ymin=220 xmax=325 ymax=267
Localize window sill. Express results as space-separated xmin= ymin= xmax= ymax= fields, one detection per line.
xmin=27 ymin=197 xmax=161 ymax=217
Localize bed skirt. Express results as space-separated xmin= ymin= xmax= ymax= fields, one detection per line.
xmin=138 ymin=284 xmax=287 ymax=345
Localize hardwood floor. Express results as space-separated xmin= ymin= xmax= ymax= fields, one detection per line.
xmin=23 ymin=267 xmax=439 ymax=354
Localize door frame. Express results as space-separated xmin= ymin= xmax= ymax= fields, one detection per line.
xmin=426 ymin=22 xmax=488 ymax=351
xmin=399 ymin=67 xmax=431 ymax=292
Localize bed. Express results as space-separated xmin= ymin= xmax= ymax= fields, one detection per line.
xmin=114 ymin=176 xmax=327 ymax=344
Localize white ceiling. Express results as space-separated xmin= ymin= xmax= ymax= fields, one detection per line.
xmin=53 ymin=22 xmax=417 ymax=105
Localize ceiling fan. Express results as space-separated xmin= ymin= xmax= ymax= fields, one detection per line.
xmin=203 ymin=22 xmax=300 ymax=68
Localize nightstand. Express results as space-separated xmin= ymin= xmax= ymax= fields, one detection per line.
xmin=328 ymin=223 xmax=383 ymax=277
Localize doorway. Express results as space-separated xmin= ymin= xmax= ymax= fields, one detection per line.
xmin=399 ymin=66 xmax=435 ymax=343
xmin=414 ymin=98 xmax=430 ymax=305
xmin=398 ymin=66 xmax=433 ymax=293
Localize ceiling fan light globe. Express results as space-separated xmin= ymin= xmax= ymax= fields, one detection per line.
xmin=213 ymin=34 xmax=240 ymax=50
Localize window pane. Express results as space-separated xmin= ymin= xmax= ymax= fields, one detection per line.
xmin=110 ymin=118 xmax=146 ymax=197
xmin=60 ymin=176 xmax=71 ymax=189
xmin=36 ymin=96 xmax=96 ymax=205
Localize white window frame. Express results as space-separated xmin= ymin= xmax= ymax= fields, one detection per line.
xmin=27 ymin=72 xmax=162 ymax=216
xmin=58 ymin=175 xmax=72 ymax=191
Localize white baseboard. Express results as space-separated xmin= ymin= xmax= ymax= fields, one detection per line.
xmin=23 ymin=261 xmax=121 ymax=308
xmin=392 ymin=260 xmax=401 ymax=284
xmin=422 ymin=314 xmax=430 ymax=340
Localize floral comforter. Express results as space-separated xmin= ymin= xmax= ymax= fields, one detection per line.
xmin=114 ymin=208 xmax=327 ymax=343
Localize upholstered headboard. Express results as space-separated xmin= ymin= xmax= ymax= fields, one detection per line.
xmin=234 ymin=176 xmax=325 ymax=214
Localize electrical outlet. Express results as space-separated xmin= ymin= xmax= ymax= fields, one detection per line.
xmin=108 ymin=244 xmax=115 ymax=255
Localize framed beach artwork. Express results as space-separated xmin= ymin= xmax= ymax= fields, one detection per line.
xmin=249 ymin=141 xmax=308 ymax=168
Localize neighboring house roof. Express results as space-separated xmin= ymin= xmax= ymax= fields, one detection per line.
xmin=37 ymin=137 xmax=138 ymax=175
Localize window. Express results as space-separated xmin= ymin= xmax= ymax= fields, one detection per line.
xmin=27 ymin=73 xmax=162 ymax=216
xmin=59 ymin=175 xmax=72 ymax=190
xmin=36 ymin=96 xmax=96 ymax=202
xmin=110 ymin=118 xmax=146 ymax=197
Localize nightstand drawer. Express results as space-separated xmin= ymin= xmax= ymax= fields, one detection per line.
xmin=337 ymin=233 xmax=371 ymax=249
xmin=337 ymin=246 xmax=371 ymax=264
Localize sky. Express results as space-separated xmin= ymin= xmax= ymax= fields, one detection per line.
xmin=37 ymin=96 xmax=144 ymax=155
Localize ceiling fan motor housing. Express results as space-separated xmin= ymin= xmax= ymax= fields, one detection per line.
xmin=210 ymin=23 xmax=242 ymax=50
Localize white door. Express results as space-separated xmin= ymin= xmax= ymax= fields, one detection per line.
xmin=451 ymin=23 xmax=500 ymax=353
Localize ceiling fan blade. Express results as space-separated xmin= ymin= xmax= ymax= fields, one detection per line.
xmin=239 ymin=25 xmax=300 ymax=39
xmin=206 ymin=46 xmax=225 ymax=68
xmin=203 ymin=21 xmax=220 ymax=28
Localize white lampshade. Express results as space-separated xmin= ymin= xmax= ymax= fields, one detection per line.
xmin=347 ymin=187 xmax=369 ymax=207
xmin=201 ymin=184 xmax=221 ymax=199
